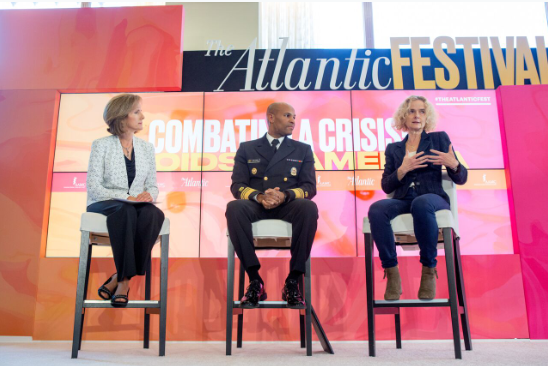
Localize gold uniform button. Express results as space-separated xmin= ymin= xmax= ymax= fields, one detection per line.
xmin=284 ymin=177 xmax=288 ymax=182
xmin=264 ymin=177 xmax=268 ymax=181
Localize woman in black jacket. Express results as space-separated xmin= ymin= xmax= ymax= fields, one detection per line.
xmin=368 ymin=95 xmax=467 ymax=300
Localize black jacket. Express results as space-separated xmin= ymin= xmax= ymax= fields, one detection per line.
xmin=230 ymin=134 xmax=316 ymax=202
xmin=382 ymin=131 xmax=468 ymax=204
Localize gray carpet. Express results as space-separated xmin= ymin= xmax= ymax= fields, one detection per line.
xmin=1 ymin=340 xmax=547 ymax=365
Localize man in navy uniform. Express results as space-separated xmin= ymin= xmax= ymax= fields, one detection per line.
xmin=226 ymin=102 xmax=318 ymax=308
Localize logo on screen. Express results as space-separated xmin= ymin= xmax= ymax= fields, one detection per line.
xmin=347 ymin=176 xmax=374 ymax=187
xmin=475 ymin=174 xmax=496 ymax=187
xmin=316 ymin=175 xmax=331 ymax=187
xmin=64 ymin=177 xmax=86 ymax=189
xmin=181 ymin=177 xmax=208 ymax=187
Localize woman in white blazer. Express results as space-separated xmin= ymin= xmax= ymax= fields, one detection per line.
xmin=86 ymin=94 xmax=164 ymax=307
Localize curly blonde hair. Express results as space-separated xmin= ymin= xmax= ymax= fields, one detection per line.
xmin=392 ymin=95 xmax=437 ymax=132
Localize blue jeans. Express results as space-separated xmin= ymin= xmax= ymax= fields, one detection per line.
xmin=368 ymin=188 xmax=450 ymax=268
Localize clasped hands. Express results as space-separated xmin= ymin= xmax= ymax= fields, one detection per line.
xmin=257 ymin=187 xmax=286 ymax=210
xmin=399 ymin=144 xmax=459 ymax=176
xmin=127 ymin=192 xmax=153 ymax=202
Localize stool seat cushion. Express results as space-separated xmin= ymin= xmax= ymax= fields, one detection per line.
xmin=80 ymin=212 xmax=170 ymax=235
xmin=252 ymin=219 xmax=292 ymax=238
xmin=225 ymin=219 xmax=292 ymax=238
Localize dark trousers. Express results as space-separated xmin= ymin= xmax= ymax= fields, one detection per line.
xmin=225 ymin=199 xmax=318 ymax=274
xmin=87 ymin=200 xmax=165 ymax=281
xmin=368 ymin=189 xmax=450 ymax=269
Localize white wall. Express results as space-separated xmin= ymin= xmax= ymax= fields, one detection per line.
xmin=170 ymin=2 xmax=259 ymax=51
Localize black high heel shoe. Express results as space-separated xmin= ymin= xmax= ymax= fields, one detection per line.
xmin=111 ymin=288 xmax=130 ymax=308
xmin=98 ymin=273 xmax=117 ymax=300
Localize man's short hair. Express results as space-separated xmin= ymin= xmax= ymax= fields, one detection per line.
xmin=266 ymin=102 xmax=282 ymax=117
xmin=266 ymin=102 xmax=292 ymax=123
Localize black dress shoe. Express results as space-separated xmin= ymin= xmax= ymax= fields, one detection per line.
xmin=240 ymin=279 xmax=267 ymax=308
xmin=282 ymin=279 xmax=306 ymax=308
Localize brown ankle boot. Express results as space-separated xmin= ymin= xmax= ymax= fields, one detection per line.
xmin=418 ymin=266 xmax=438 ymax=300
xmin=383 ymin=266 xmax=402 ymax=300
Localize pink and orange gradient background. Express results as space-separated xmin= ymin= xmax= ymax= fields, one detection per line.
xmin=0 ymin=6 xmax=544 ymax=342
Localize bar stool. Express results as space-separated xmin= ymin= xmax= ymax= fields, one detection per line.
xmin=362 ymin=172 xmax=472 ymax=359
xmin=71 ymin=212 xmax=170 ymax=358
xmin=226 ymin=219 xmax=334 ymax=356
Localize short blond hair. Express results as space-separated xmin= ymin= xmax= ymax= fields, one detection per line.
xmin=103 ymin=94 xmax=142 ymax=135
xmin=392 ymin=95 xmax=437 ymax=132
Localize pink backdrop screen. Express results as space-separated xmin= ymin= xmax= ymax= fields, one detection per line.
xmin=46 ymin=90 xmax=511 ymax=258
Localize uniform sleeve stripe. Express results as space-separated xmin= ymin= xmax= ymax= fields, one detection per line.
xmin=290 ymin=188 xmax=305 ymax=199
xmin=244 ymin=188 xmax=257 ymax=200
xmin=240 ymin=187 xmax=250 ymax=199
xmin=241 ymin=187 xmax=257 ymax=200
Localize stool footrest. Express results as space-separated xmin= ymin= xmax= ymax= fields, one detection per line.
xmin=233 ymin=301 xmax=306 ymax=309
xmin=83 ymin=300 xmax=160 ymax=309
xmin=374 ymin=308 xmax=400 ymax=315
xmin=374 ymin=299 xmax=450 ymax=308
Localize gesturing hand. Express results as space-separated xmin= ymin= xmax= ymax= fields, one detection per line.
xmin=429 ymin=144 xmax=459 ymax=170
xmin=399 ymin=151 xmax=429 ymax=175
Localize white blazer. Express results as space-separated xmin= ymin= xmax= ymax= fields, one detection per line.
xmin=86 ymin=135 xmax=159 ymax=206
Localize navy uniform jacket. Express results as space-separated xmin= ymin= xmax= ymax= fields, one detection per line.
xmin=230 ymin=134 xmax=316 ymax=202
xmin=382 ymin=130 xmax=468 ymax=204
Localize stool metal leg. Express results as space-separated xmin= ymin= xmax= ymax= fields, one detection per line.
xmin=144 ymin=257 xmax=152 ymax=349
xmin=78 ymin=242 xmax=93 ymax=351
xmin=71 ymin=231 xmax=90 ymax=359
xmin=236 ymin=261 xmax=245 ymax=348
xmin=364 ymin=233 xmax=376 ymax=357
xmin=395 ymin=314 xmax=402 ymax=349
xmin=305 ymin=257 xmax=312 ymax=356
xmin=454 ymin=236 xmax=472 ymax=351
xmin=443 ymin=228 xmax=462 ymax=359
xmin=226 ymin=238 xmax=235 ymax=356
xmin=311 ymin=307 xmax=334 ymax=354
xmin=159 ymin=234 xmax=169 ymax=357
xmin=299 ymin=276 xmax=305 ymax=349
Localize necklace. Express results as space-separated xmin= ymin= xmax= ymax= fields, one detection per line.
xmin=120 ymin=139 xmax=133 ymax=159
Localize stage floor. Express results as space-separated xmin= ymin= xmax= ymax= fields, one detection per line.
xmin=1 ymin=339 xmax=546 ymax=365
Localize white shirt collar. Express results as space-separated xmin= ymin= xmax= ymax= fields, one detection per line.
xmin=266 ymin=133 xmax=284 ymax=149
